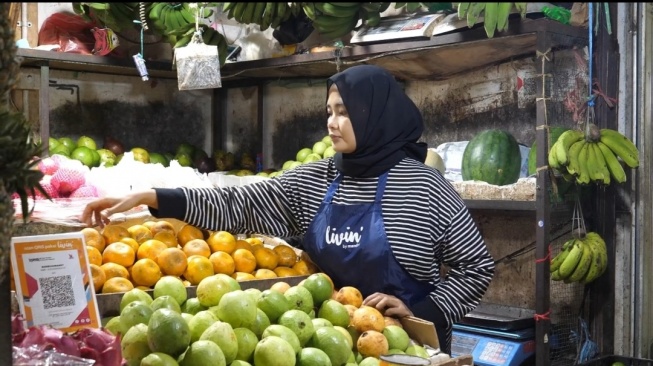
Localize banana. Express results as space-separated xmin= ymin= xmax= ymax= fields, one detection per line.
xmin=232 ymin=2 xmax=248 ymax=22
xmin=586 ymin=232 xmax=608 ymax=277
xmin=302 ymin=3 xmax=318 ymax=21
xmin=313 ymin=14 xmax=357 ymax=33
xmin=315 ymin=2 xmax=359 ymax=17
xmin=148 ymin=2 xmax=165 ymax=21
xmin=483 ymin=3 xmax=499 ymax=38
xmin=496 ymin=2 xmax=513 ymax=32
xmin=179 ymin=7 xmax=196 ymax=25
xmin=280 ymin=2 xmax=292 ymax=22
xmin=585 ymin=142 xmax=603 ymax=184
xmin=466 ymin=3 xmax=486 ymax=28
xmin=458 ymin=2 xmax=471 ymax=20
xmin=565 ymin=140 xmax=586 ymax=176
xmin=260 ymin=2 xmax=275 ymax=31
xmin=554 ymin=129 xmax=585 ymax=166
xmin=590 ymin=142 xmax=611 ymax=185
xmin=581 ymin=238 xmax=605 ymax=284
xmin=222 ymin=3 xmax=236 ymax=12
xmin=159 ymin=4 xmax=173 ymax=30
xmin=271 ymin=2 xmax=288 ymax=29
xmin=576 ymin=142 xmax=591 ymax=185
xmin=597 ymin=141 xmax=627 ymax=183
xmin=567 ymin=240 xmax=593 ymax=282
xmin=558 ymin=240 xmax=583 ymax=279
xmin=174 ymin=34 xmax=192 ymax=48
xmin=599 ymin=128 xmax=639 ymax=168
xmin=364 ymin=11 xmax=382 ymax=27
xmin=241 ymin=2 xmax=257 ymax=24
xmin=514 ymin=2 xmax=528 ymax=18
xmin=547 ymin=141 xmax=562 ymax=170
xmin=551 ymin=269 xmax=563 ymax=281
xmin=550 ymin=240 xmax=574 ymax=273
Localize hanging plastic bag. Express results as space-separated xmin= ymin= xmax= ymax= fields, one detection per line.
xmin=174 ymin=30 xmax=223 ymax=90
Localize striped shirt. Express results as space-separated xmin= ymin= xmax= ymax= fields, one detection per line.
xmin=156 ymin=157 xmax=495 ymax=327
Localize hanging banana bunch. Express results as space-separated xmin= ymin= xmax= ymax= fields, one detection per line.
xmin=147 ymin=2 xmax=214 ymax=35
xmin=166 ymin=22 xmax=229 ymax=66
xmin=550 ymin=232 xmax=608 ymax=284
xmin=456 ymin=2 xmax=528 ymax=38
xmin=547 ymin=124 xmax=639 ymax=186
xmin=221 ymin=2 xmax=294 ymax=31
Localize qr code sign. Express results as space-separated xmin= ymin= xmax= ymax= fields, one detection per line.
xmin=39 ymin=275 xmax=76 ymax=309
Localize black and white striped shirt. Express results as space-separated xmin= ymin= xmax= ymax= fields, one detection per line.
xmin=154 ymin=157 xmax=495 ymax=327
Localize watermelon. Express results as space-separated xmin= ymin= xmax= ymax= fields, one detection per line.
xmin=462 ymin=129 xmax=522 ymax=186
xmin=527 ymin=127 xmax=570 ymax=176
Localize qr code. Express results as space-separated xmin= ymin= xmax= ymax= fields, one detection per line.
xmin=39 ymin=275 xmax=75 ymax=309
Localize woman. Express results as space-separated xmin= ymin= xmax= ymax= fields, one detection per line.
xmin=81 ymin=65 xmax=495 ymax=353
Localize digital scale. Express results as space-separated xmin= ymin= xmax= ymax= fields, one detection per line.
xmin=451 ymin=303 xmax=536 ymax=366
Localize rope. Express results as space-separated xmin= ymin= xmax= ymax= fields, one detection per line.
xmin=588 ymin=2 xmax=594 ymax=108
xmin=534 ymin=309 xmax=551 ymax=322
xmin=534 ymin=244 xmax=552 ymax=264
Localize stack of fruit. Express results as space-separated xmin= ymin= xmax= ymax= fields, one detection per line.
xmin=275 ymin=135 xmax=336 ymax=177
xmin=19 ymin=154 xmax=99 ymax=199
xmin=550 ymin=231 xmax=608 ymax=284
xmin=301 ymin=3 xmax=390 ymax=40
xmin=221 ymin=3 xmax=299 ymax=31
xmin=80 ymin=221 xmax=318 ymax=295
xmin=456 ymin=2 xmax=528 ymax=38
xmin=106 ymin=272 xmax=438 ymax=365
xmin=547 ymin=124 xmax=639 ymax=185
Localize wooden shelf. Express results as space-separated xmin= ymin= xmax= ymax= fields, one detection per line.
xmin=464 ymin=199 xmax=537 ymax=211
xmin=16 ymin=18 xmax=586 ymax=83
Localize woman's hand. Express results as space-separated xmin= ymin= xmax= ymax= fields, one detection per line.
xmin=80 ymin=190 xmax=157 ymax=228
xmin=363 ymin=293 xmax=413 ymax=318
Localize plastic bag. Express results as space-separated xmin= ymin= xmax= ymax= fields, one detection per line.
xmin=13 ymin=346 xmax=95 ymax=366
xmin=175 ymin=32 xmax=222 ymax=90
xmin=38 ymin=12 xmax=97 ymax=55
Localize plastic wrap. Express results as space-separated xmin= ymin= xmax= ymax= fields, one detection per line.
xmin=13 ymin=347 xmax=95 ymax=366
xmin=175 ymin=32 xmax=222 ymax=90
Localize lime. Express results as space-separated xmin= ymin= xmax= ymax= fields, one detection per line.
xmin=147 ymin=308 xmax=191 ymax=358
xmin=58 ymin=137 xmax=77 ymax=152
xmin=120 ymin=301 xmax=154 ymax=335
xmin=175 ymin=152 xmax=193 ymax=167
xmin=50 ymin=144 xmax=72 ymax=157
xmin=91 ymin=149 xmax=101 ymax=167
xmin=149 ymin=152 xmax=170 ymax=167
xmin=71 ymin=146 xmax=96 ymax=167
xmin=120 ymin=288 xmax=153 ymax=312
xmin=296 ymin=148 xmax=313 ymax=162
xmin=141 ymin=352 xmax=180 ymax=366
xmin=77 ymin=135 xmax=97 ymax=150
xmin=121 ymin=323 xmax=150 ymax=366
xmin=153 ymin=276 xmax=187 ymax=306
xmin=48 ymin=137 xmax=60 ymax=150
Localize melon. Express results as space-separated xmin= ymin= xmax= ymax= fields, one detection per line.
xmin=462 ymin=129 xmax=522 ymax=186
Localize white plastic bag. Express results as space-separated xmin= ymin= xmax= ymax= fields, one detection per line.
xmin=174 ymin=32 xmax=222 ymax=90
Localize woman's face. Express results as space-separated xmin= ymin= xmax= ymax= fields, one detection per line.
xmin=326 ymin=85 xmax=356 ymax=154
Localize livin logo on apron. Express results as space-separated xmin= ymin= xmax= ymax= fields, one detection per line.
xmin=325 ymin=226 xmax=364 ymax=248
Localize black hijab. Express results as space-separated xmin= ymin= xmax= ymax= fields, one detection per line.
xmin=327 ymin=65 xmax=427 ymax=178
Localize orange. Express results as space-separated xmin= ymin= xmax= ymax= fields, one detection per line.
xmin=232 ymin=248 xmax=257 ymax=273
xmin=232 ymin=272 xmax=256 ymax=281
xmin=254 ymin=246 xmax=279 ymax=270
xmin=101 ymin=225 xmax=130 ymax=246
xmin=209 ymin=251 xmax=236 ymax=275
xmin=86 ymin=246 xmax=103 ymax=266
xmin=100 ymin=262 xmax=130 ymax=280
xmin=245 ymin=237 xmax=264 ymax=246
xmin=273 ymin=266 xmax=301 ymax=277
xmin=89 ymin=264 xmax=106 ymax=293
xmin=154 ymin=231 xmax=178 ymax=248
xmin=150 ymin=220 xmax=176 ymax=237
xmin=177 ymin=224 xmax=205 ymax=246
xmin=137 ymin=239 xmax=168 ymax=262
xmin=128 ymin=224 xmax=154 ymax=244
xmin=233 ymin=240 xmax=254 ymax=253
xmin=131 ymin=258 xmax=163 ymax=287
xmin=157 ymin=247 xmax=188 ymax=277
xmin=102 ymin=277 xmax=134 ymax=294
xmin=141 ymin=220 xmax=158 ymax=231
xmin=182 ymin=239 xmax=211 ymax=258
xmin=254 ymin=268 xmax=278 ymax=279
xmin=206 ymin=231 xmax=237 ymax=254
xmin=293 ymin=258 xmax=319 ymax=275
xmin=119 ymin=237 xmax=140 ymax=253
xmin=335 ymin=286 xmax=364 ymax=308
xmin=102 ymin=242 xmax=136 ymax=268
xmin=183 ymin=255 xmax=214 ymax=285
xmin=273 ymin=245 xmax=298 ymax=267
xmin=82 ymin=227 xmax=106 ymax=252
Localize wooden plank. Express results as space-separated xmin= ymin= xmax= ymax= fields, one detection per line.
xmin=27 ymin=3 xmax=38 ymax=48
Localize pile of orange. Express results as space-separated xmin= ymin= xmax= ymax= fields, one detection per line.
xmin=82 ymin=220 xmax=319 ymax=295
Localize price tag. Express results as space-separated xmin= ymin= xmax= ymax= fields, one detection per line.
xmin=11 ymin=232 xmax=101 ymax=333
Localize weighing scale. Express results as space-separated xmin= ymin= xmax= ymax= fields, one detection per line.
xmin=451 ymin=303 xmax=536 ymax=366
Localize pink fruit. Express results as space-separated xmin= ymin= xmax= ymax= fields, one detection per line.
xmin=37 ymin=157 xmax=58 ymax=175
xmin=50 ymin=166 xmax=86 ymax=196
xmin=29 ymin=177 xmax=59 ymax=200
xmin=70 ymin=185 xmax=98 ymax=198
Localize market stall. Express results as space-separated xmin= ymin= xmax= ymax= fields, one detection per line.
xmin=3 ymin=2 xmax=646 ymax=366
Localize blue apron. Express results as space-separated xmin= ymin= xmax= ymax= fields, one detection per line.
xmin=302 ymin=172 xmax=435 ymax=307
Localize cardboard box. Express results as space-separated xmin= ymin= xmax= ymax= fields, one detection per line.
xmin=399 ymin=316 xmax=474 ymax=366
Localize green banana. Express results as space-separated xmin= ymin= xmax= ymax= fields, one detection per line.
xmin=302 ymin=3 xmax=318 ymax=21
xmin=550 ymin=241 xmax=574 ymax=273
xmin=576 ymin=143 xmax=591 ymax=185
xmin=514 ymin=2 xmax=528 ymax=18
xmin=599 ymin=128 xmax=639 ymax=168
xmin=565 ymin=140 xmax=586 ymax=176
xmin=581 ymin=237 xmax=606 ymax=284
xmin=554 ymin=129 xmax=585 ymax=166
xmin=179 ymin=7 xmax=196 ymax=25
xmin=590 ymin=142 xmax=611 ymax=185
xmin=174 ymin=34 xmax=192 ymax=48
xmin=551 ymin=269 xmax=563 ymax=281
xmin=457 ymin=2 xmax=471 ymax=20
xmin=585 ymin=142 xmax=602 ymax=184
xmin=222 ymin=2 xmax=236 ymax=12
xmin=483 ymin=3 xmax=499 ymax=38
xmin=547 ymin=141 xmax=562 ymax=170
xmin=586 ymin=232 xmax=608 ymax=278
xmin=558 ymin=240 xmax=583 ymax=279
xmin=232 ymin=2 xmax=248 ymax=22
xmin=241 ymin=2 xmax=256 ymax=24
xmin=466 ymin=3 xmax=486 ymax=28
xmin=313 ymin=14 xmax=357 ymax=33
xmin=567 ymin=240 xmax=593 ymax=283
xmin=496 ymin=2 xmax=513 ymax=32
xmin=260 ymin=2 xmax=276 ymax=31
xmin=271 ymin=2 xmax=288 ymax=29
xmin=314 ymin=2 xmax=359 ymax=17
xmin=596 ymin=141 xmax=627 ymax=183
xmin=252 ymin=2 xmax=266 ymax=23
